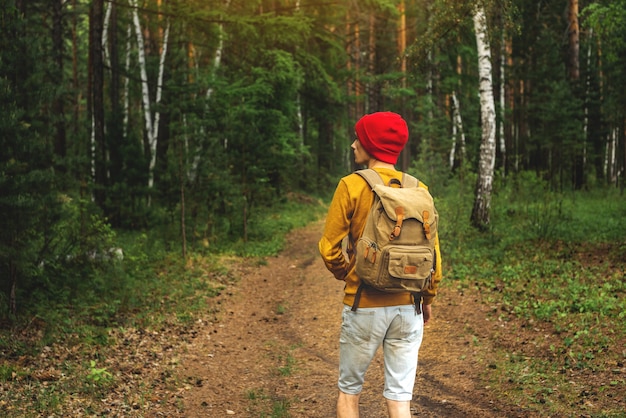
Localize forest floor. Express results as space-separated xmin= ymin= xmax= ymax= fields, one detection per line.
xmin=4 ymin=220 xmax=624 ymax=417
xmin=176 ymin=220 xmax=529 ymax=417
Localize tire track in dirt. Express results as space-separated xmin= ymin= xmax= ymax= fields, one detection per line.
xmin=179 ymin=220 xmax=525 ymax=417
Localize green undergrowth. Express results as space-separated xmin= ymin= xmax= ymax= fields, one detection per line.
xmin=0 ymin=195 xmax=326 ymax=417
xmin=212 ymin=195 xmax=327 ymax=257
xmin=245 ymin=388 xmax=292 ymax=418
xmin=439 ymin=173 xmax=626 ymax=416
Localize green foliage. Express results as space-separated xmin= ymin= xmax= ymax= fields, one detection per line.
xmin=442 ymin=171 xmax=626 ymax=414
xmin=214 ymin=195 xmax=326 ymax=257
xmin=582 ymin=0 xmax=626 ymax=157
xmin=277 ymin=353 xmax=296 ymax=377
xmin=245 ymin=388 xmax=291 ymax=418
xmin=583 ymin=0 xmax=626 ymax=61
xmin=0 ymin=81 xmax=60 ymax=316
xmin=0 ymin=363 xmax=16 ymax=381
xmin=86 ymin=360 xmax=113 ymax=385
xmin=406 ymin=0 xmax=475 ymax=68
xmin=1 ymin=5 xmax=625 ymax=414
xmin=525 ymin=30 xmax=585 ymax=189
xmin=270 ymin=398 xmax=291 ymax=418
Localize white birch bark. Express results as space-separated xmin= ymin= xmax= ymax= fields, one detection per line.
xmin=189 ymin=0 xmax=231 ymax=180
xmin=102 ymin=1 xmax=112 ymax=67
xmin=605 ymin=128 xmax=617 ymax=183
xmin=471 ymin=5 xmax=497 ymax=229
xmin=450 ymin=109 xmax=457 ymax=169
xmin=150 ymin=21 xmax=170 ymax=185
xmin=205 ymin=0 xmax=230 ymax=101
xmin=129 ymin=0 xmax=170 ymax=189
xmin=129 ymin=0 xmax=154 ymax=163
xmin=449 ymin=91 xmax=466 ymax=170
xmin=90 ymin=1 xmax=115 ymax=196
xmin=88 ymin=2 xmax=113 ymax=194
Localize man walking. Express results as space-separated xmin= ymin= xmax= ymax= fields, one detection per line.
xmin=318 ymin=111 xmax=442 ymax=418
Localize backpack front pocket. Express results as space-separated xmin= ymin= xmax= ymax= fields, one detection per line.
xmin=385 ymin=246 xmax=433 ymax=291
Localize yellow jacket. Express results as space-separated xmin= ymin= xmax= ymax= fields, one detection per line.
xmin=318 ymin=167 xmax=442 ymax=307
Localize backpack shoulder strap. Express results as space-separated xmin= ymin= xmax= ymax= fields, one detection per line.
xmin=355 ymin=168 xmax=384 ymax=188
xmin=401 ymin=173 xmax=419 ymax=188
xmin=357 ymin=169 xmax=420 ymax=188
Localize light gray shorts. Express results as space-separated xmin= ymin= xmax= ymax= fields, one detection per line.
xmin=338 ymin=304 xmax=424 ymax=401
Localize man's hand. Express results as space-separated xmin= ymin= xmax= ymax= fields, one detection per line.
xmin=335 ymin=270 xmax=347 ymax=281
xmin=422 ymin=304 xmax=432 ymax=324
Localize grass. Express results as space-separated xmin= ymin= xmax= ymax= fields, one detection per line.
xmin=215 ymin=196 xmax=327 ymax=257
xmin=440 ymin=173 xmax=626 ymax=416
xmin=0 ymin=194 xmax=325 ymax=417
xmin=277 ymin=352 xmax=297 ymax=376
xmin=246 ymin=389 xmax=292 ymax=418
xmin=1 ymin=173 xmax=624 ymax=416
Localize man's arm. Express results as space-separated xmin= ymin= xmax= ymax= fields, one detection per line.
xmin=319 ymin=181 xmax=352 ymax=280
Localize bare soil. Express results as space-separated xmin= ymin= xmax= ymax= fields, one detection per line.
xmin=178 ymin=220 xmax=526 ymax=417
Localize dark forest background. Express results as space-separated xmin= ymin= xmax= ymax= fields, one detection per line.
xmin=1 ymin=0 xmax=625 ymax=317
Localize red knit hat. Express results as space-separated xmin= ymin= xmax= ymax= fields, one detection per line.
xmin=355 ymin=112 xmax=408 ymax=164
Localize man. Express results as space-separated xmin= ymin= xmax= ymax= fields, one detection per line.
xmin=318 ymin=111 xmax=442 ymax=418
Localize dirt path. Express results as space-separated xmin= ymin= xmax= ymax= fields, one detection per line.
xmin=179 ymin=221 xmax=524 ymax=417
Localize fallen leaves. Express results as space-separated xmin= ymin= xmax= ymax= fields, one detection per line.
xmin=0 ymin=315 xmax=202 ymax=417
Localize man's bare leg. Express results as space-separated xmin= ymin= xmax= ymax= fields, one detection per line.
xmin=386 ymin=399 xmax=412 ymax=418
xmin=337 ymin=391 xmax=360 ymax=418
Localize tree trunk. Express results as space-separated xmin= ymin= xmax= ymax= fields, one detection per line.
xmin=398 ymin=0 xmax=410 ymax=171
xmin=177 ymin=138 xmax=187 ymax=260
xmin=470 ymin=6 xmax=497 ymax=230
xmin=129 ymin=0 xmax=153 ymax=181
xmin=499 ymin=31 xmax=507 ymax=175
xmin=71 ymin=0 xmax=79 ymax=139
xmin=367 ymin=13 xmax=376 ymax=112
xmin=52 ymin=0 xmax=67 ymax=169
xmin=9 ymin=259 xmax=17 ymax=315
xmin=190 ymin=0 xmax=231 ymax=180
xmin=106 ymin=1 xmax=124 ymax=196
xmin=151 ymin=21 xmax=170 ymax=188
xmin=129 ymin=0 xmax=169 ymax=191
xmin=90 ymin=0 xmax=106 ymax=207
xmin=449 ymin=91 xmax=466 ymax=170
xmin=622 ymin=116 xmax=626 ymax=193
xmin=123 ymin=21 xmax=132 ymax=139
xmin=583 ymin=28 xmax=593 ymax=165
xmin=567 ymin=0 xmax=580 ymax=81
xmin=568 ymin=0 xmax=584 ymax=189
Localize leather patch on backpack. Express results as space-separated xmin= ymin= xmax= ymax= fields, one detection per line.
xmin=404 ymin=265 xmax=418 ymax=275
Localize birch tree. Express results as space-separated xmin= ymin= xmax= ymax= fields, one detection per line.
xmin=90 ymin=0 xmax=106 ymax=205
xmin=470 ymin=5 xmax=497 ymax=230
xmin=188 ymin=0 xmax=231 ymax=180
xmin=449 ymin=90 xmax=466 ymax=170
xmin=129 ymin=0 xmax=170 ymax=190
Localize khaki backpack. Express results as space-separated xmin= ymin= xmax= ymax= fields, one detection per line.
xmin=352 ymin=169 xmax=438 ymax=311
